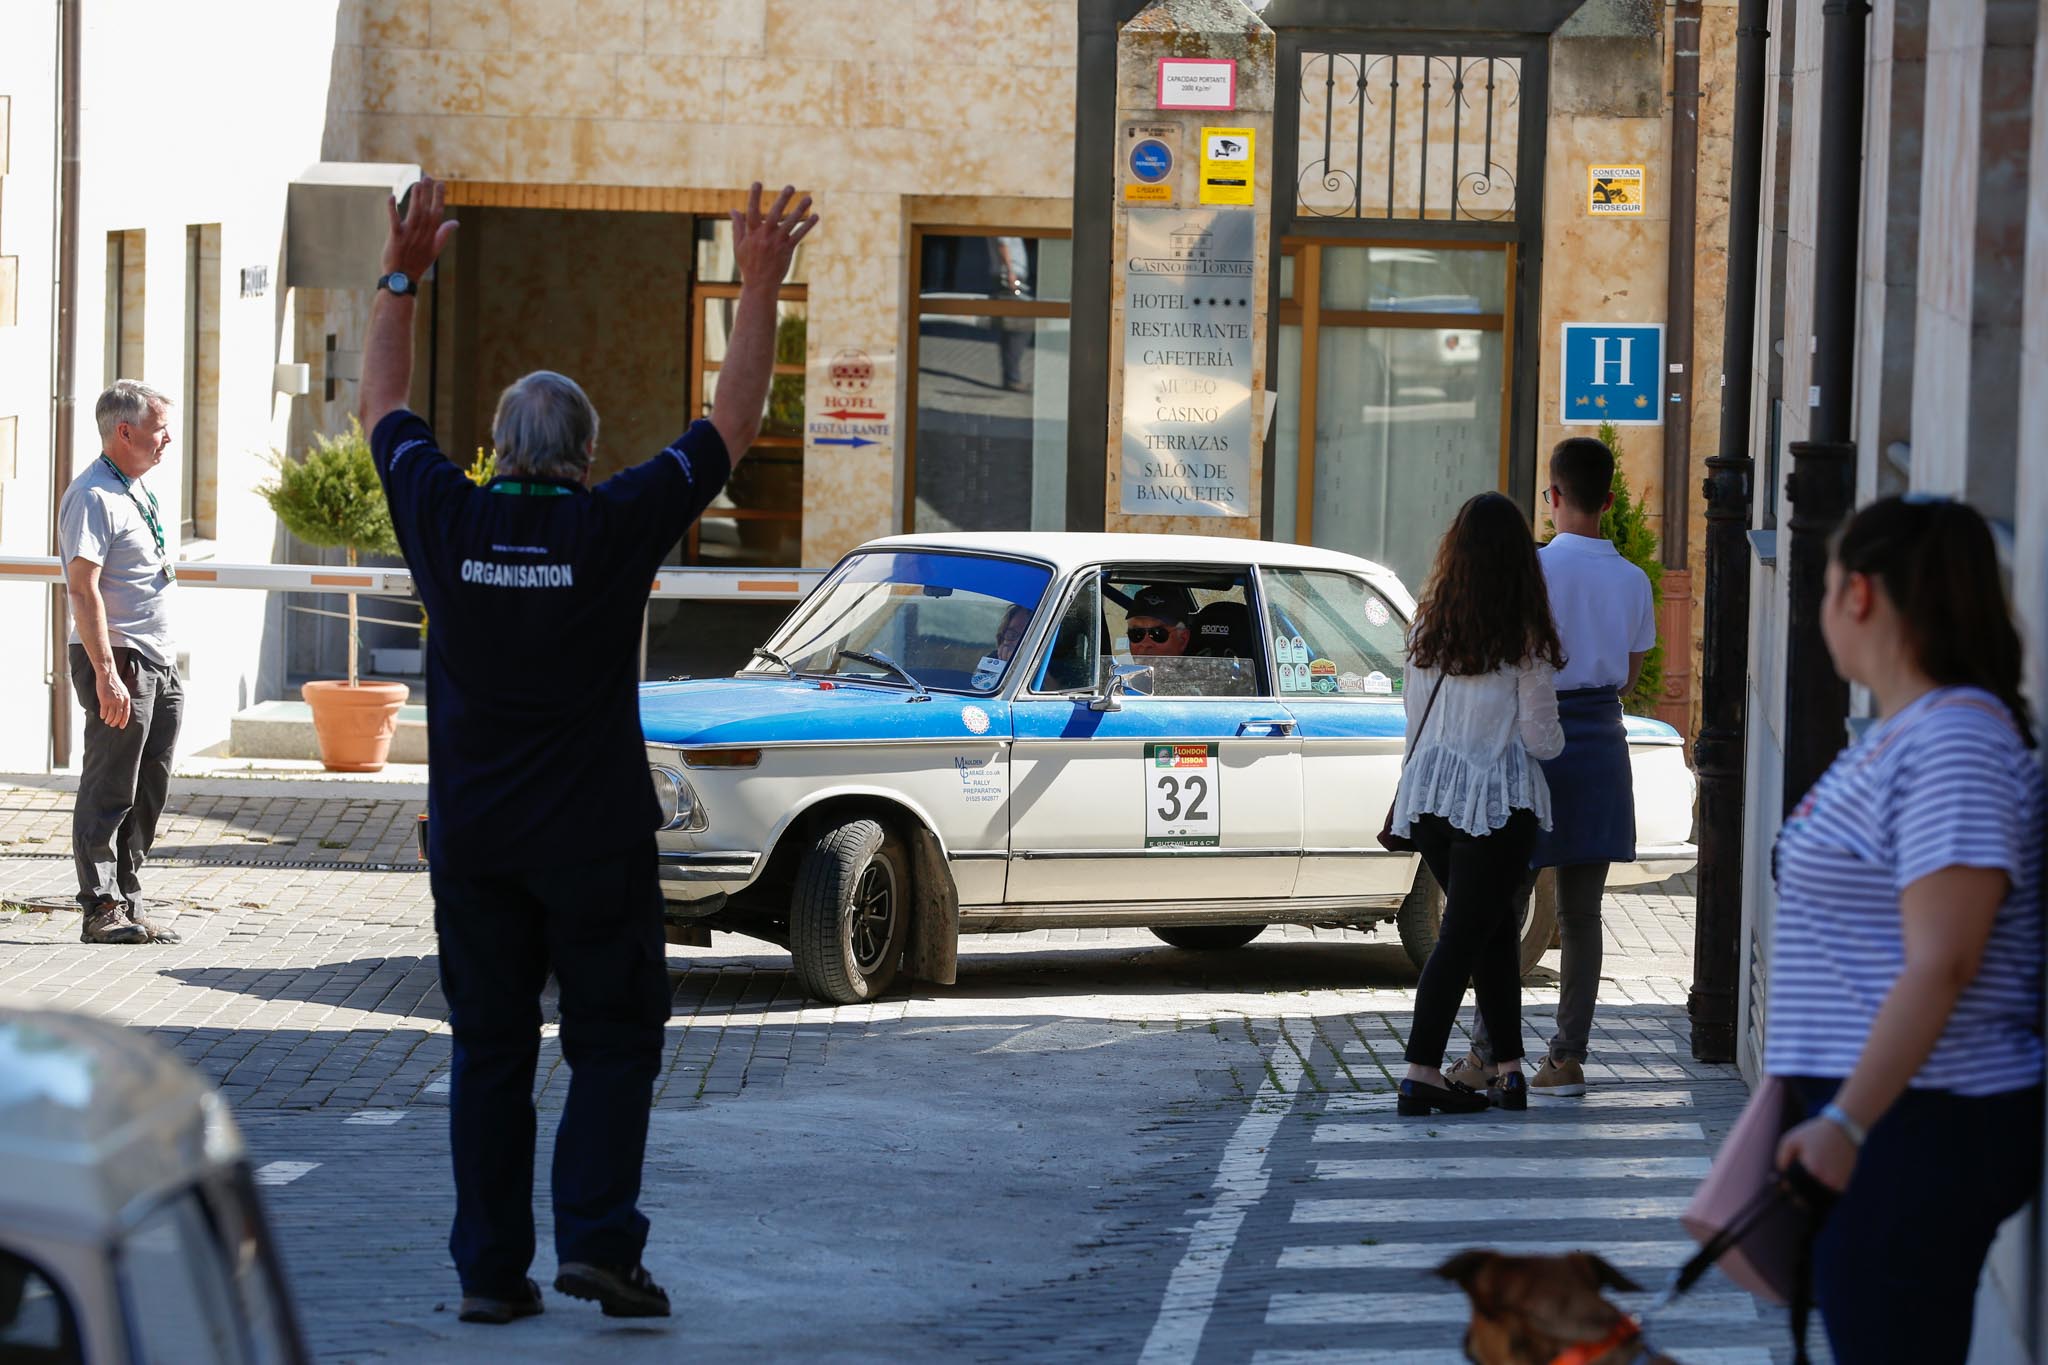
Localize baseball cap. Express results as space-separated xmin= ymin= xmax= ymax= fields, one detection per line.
xmin=1128 ymin=584 xmax=1194 ymax=625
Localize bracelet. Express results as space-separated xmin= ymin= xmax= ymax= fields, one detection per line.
xmin=1820 ymin=1101 xmax=1867 ymax=1148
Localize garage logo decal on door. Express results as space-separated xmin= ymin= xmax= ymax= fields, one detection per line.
xmin=1146 ymin=743 xmax=1221 ymax=848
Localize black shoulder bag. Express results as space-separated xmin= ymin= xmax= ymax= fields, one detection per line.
xmin=1376 ymin=673 xmax=1446 ymax=853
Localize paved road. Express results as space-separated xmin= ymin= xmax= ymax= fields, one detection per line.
xmin=0 ymin=785 xmax=1804 ymax=1362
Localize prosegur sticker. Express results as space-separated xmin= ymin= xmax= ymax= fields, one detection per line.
xmin=1589 ymin=165 xmax=1646 ymax=215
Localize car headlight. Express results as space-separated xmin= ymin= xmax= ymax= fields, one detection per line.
xmin=651 ymin=766 xmax=707 ymax=832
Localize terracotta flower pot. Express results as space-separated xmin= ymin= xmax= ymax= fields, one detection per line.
xmin=302 ymin=680 xmax=409 ymax=773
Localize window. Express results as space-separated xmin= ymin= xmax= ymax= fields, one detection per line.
xmin=907 ymin=229 xmax=1072 ymax=532
xmin=0 ymin=1249 xmax=83 ymax=1363
xmin=1260 ymin=568 xmax=1407 ymax=698
xmin=182 ymin=225 xmax=221 ymax=541
xmin=117 ymin=1192 xmax=248 ymax=1363
xmin=104 ymin=229 xmax=146 ymax=386
xmin=1033 ymin=567 xmax=1264 ymax=698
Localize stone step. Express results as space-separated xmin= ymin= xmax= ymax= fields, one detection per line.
xmin=228 ymin=698 xmax=428 ymax=764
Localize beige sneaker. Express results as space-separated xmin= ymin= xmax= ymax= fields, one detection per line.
xmin=1443 ymin=1051 xmax=1497 ymax=1090
xmin=1530 ymin=1055 xmax=1587 ymax=1097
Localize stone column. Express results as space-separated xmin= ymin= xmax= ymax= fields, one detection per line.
xmin=1105 ymin=0 xmax=1276 ymax=537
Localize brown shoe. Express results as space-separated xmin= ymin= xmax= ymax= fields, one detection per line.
xmin=124 ymin=899 xmax=182 ymax=944
xmin=80 ymin=899 xmax=147 ymax=945
xmin=1443 ymin=1051 xmax=1497 ymax=1090
xmin=1530 ymin=1055 xmax=1587 ymax=1097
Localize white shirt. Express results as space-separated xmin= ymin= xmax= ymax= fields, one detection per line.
xmin=1392 ymin=658 xmax=1565 ymax=838
xmin=1540 ymin=533 xmax=1655 ymax=691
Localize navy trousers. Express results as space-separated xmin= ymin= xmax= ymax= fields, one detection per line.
xmin=431 ymin=839 xmax=672 ymax=1294
xmin=1790 ymin=1076 xmax=2044 ymax=1364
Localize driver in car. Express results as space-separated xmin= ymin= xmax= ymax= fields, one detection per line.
xmin=1124 ymin=585 xmax=1194 ymax=657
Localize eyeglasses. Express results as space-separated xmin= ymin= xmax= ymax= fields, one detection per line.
xmin=1127 ymin=626 xmax=1175 ymax=644
xmin=1540 ymin=485 xmax=1562 ymax=507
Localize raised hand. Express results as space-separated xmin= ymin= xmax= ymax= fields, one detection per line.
xmin=729 ymin=183 xmax=819 ymax=289
xmin=384 ymin=174 xmax=459 ymax=279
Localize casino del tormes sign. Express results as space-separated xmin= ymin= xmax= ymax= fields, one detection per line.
xmin=1120 ymin=207 xmax=1255 ymax=517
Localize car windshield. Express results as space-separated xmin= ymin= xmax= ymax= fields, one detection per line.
xmin=745 ymin=551 xmax=1052 ymax=694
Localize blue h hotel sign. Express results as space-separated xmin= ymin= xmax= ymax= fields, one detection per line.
xmin=1560 ymin=323 xmax=1663 ymax=426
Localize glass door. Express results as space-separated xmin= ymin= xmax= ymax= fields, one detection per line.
xmin=1273 ymin=240 xmax=1512 ymax=587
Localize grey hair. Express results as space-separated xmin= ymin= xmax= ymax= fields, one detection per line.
xmin=95 ymin=380 xmax=172 ymax=441
xmin=491 ymin=371 xmax=599 ymax=480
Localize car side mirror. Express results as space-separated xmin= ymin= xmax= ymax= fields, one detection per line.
xmin=1087 ymin=661 xmax=1152 ymax=712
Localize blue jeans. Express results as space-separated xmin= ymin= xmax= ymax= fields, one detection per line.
xmin=432 ymin=839 xmax=672 ymax=1293
xmin=1789 ymin=1076 xmax=2044 ymax=1365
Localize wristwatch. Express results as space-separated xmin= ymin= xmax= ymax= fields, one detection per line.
xmin=376 ymin=271 xmax=416 ymax=297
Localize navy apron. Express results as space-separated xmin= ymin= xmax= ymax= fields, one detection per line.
xmin=1531 ymin=686 xmax=1636 ymax=868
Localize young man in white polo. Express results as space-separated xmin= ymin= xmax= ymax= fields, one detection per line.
xmin=1451 ymin=436 xmax=1655 ymax=1096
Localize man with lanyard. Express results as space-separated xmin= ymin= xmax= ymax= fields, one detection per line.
xmin=1451 ymin=436 xmax=1655 ymax=1097
xmin=59 ymin=380 xmax=186 ymax=946
xmin=360 ymin=176 xmax=816 ymax=1326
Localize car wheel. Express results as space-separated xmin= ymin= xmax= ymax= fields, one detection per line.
xmin=790 ymin=818 xmax=908 ymax=1004
xmin=1396 ymin=865 xmax=1559 ymax=979
xmin=1148 ymin=924 xmax=1266 ymax=951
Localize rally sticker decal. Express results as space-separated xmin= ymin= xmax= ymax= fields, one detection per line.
xmin=1365 ymin=597 xmax=1391 ymax=627
xmin=1309 ymin=657 xmax=1339 ymax=695
xmin=1146 ymin=742 xmax=1221 ymax=847
xmin=961 ymin=705 xmax=991 ymax=735
xmin=1364 ymin=670 xmax=1394 ymax=695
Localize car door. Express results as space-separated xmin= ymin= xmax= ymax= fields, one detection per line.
xmin=1258 ymin=565 xmax=1419 ymax=900
xmin=1006 ymin=567 xmax=1303 ymax=904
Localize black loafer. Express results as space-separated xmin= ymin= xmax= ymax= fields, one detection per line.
xmin=458 ymin=1277 xmax=543 ymax=1324
xmin=1396 ymin=1077 xmax=1493 ymax=1116
xmin=1491 ymin=1072 xmax=1528 ymax=1111
xmin=554 ymin=1261 xmax=671 ymax=1318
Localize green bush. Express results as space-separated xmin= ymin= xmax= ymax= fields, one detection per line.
xmin=1594 ymin=422 xmax=1665 ymax=716
xmin=259 ymin=418 xmax=398 ymax=685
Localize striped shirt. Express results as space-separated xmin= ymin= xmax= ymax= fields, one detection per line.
xmin=1765 ymin=688 xmax=2045 ymax=1095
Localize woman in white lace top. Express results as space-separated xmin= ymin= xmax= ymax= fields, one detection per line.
xmin=1393 ymin=492 xmax=1565 ymax=1117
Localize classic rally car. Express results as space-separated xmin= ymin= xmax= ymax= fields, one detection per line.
xmin=644 ymin=534 xmax=1697 ymax=1005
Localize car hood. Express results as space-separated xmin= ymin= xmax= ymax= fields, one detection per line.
xmin=640 ymin=676 xmax=1004 ymax=747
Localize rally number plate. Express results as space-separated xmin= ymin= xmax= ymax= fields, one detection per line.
xmin=1145 ymin=742 xmax=1221 ymax=848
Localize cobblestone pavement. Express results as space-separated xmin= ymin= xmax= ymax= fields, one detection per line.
xmin=0 ymin=784 xmax=1806 ymax=1363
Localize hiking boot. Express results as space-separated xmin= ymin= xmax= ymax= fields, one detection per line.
xmin=554 ymin=1262 xmax=670 ymax=1318
xmin=80 ymin=900 xmax=146 ymax=945
xmin=1530 ymin=1055 xmax=1588 ymax=1097
xmin=459 ymin=1278 xmax=543 ymax=1325
xmin=125 ymin=900 xmax=182 ymax=944
xmin=1443 ymin=1051 xmax=1497 ymax=1091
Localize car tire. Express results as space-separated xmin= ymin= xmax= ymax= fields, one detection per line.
xmin=1395 ymin=864 xmax=1560 ymax=979
xmin=790 ymin=818 xmax=909 ymax=1005
xmin=1148 ymin=924 xmax=1266 ymax=951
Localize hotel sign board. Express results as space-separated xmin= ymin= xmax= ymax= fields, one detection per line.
xmin=1120 ymin=207 xmax=1256 ymax=517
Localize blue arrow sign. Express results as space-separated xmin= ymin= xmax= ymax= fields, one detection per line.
xmin=814 ymin=435 xmax=878 ymax=449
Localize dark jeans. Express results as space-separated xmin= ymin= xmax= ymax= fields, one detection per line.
xmin=68 ymin=644 xmax=182 ymax=913
xmin=431 ymin=840 xmax=672 ymax=1294
xmin=1469 ymin=861 xmax=1608 ymax=1064
xmin=1789 ymin=1076 xmax=2045 ymax=1365
xmin=1404 ymin=810 xmax=1539 ymax=1069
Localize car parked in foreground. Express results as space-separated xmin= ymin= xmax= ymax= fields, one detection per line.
xmin=643 ymin=533 xmax=1697 ymax=1004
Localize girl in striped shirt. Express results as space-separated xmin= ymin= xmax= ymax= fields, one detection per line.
xmin=1768 ymin=497 xmax=2043 ymax=1363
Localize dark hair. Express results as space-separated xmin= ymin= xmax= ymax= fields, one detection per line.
xmin=1549 ymin=437 xmax=1614 ymax=514
xmin=1832 ymin=496 xmax=2035 ymax=747
xmin=1410 ymin=492 xmax=1565 ymax=676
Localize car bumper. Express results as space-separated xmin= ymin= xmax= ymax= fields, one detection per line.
xmin=1605 ymin=842 xmax=1698 ymax=886
xmin=658 ymin=849 xmax=761 ymax=904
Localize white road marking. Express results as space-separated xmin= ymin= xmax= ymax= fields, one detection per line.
xmin=1138 ymin=1037 xmax=1307 ymax=1365
xmin=1312 ymin=1121 xmax=1706 ymax=1143
xmin=1266 ymin=1290 xmax=1756 ymax=1326
xmin=1322 ymin=1090 xmax=1697 ymax=1114
xmin=1252 ymin=1350 xmax=1774 ymax=1365
xmin=342 ymin=1109 xmax=408 ymax=1126
xmin=1277 ymin=1240 xmax=1697 ymax=1271
xmin=251 ymin=1161 xmax=320 ymax=1186
xmin=424 ymin=1075 xmax=451 ymax=1094
xmin=1313 ymin=1155 xmax=1713 ymax=1181
xmin=1295 ymin=1195 xmax=1692 ymax=1223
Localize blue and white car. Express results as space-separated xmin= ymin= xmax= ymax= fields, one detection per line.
xmin=644 ymin=533 xmax=1697 ymax=1005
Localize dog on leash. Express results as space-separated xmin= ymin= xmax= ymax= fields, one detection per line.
xmin=1435 ymin=1250 xmax=1680 ymax=1365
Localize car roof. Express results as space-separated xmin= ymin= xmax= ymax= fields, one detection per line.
xmin=0 ymin=1007 xmax=240 ymax=1237
xmin=860 ymin=531 xmax=1404 ymax=582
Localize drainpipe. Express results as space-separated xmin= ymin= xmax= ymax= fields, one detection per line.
xmin=1662 ymin=0 xmax=1702 ymax=569
xmin=1689 ymin=0 xmax=1770 ymax=1064
xmin=1782 ymin=0 xmax=1868 ymax=815
xmin=47 ymin=0 xmax=82 ymax=770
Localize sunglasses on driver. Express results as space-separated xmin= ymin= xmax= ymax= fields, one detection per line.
xmin=1127 ymin=625 xmax=1176 ymax=644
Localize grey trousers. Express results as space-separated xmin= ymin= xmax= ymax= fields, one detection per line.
xmin=1470 ymin=862 xmax=1609 ymax=1065
xmin=69 ymin=645 xmax=182 ymax=912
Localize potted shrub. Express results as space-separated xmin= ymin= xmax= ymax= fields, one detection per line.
xmin=259 ymin=418 xmax=408 ymax=771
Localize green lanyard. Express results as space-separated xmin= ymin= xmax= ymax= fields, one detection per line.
xmin=99 ymin=454 xmax=169 ymax=566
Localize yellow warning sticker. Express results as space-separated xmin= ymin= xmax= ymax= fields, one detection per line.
xmin=1588 ymin=165 xmax=1645 ymax=215
xmin=1199 ymin=126 xmax=1256 ymax=206
xmin=1124 ymin=183 xmax=1173 ymax=204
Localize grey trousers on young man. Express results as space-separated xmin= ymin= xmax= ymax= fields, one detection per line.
xmin=1470 ymin=862 xmax=1608 ymax=1065
xmin=68 ymin=645 xmax=182 ymax=913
